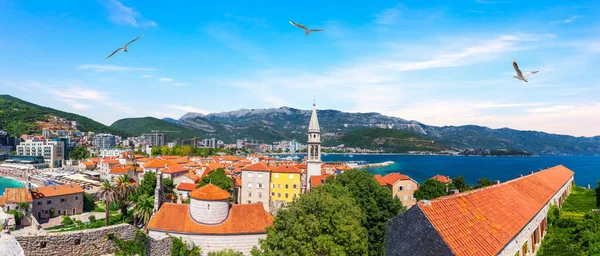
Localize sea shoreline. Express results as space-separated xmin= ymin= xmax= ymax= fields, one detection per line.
xmin=0 ymin=174 xmax=43 ymax=188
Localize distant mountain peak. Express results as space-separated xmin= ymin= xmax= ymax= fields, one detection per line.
xmin=180 ymin=112 xmax=206 ymax=120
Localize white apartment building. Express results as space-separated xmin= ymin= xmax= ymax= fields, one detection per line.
xmin=16 ymin=138 xmax=64 ymax=168
xmin=93 ymin=134 xmax=117 ymax=149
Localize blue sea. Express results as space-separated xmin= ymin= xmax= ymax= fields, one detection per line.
xmin=0 ymin=176 xmax=25 ymax=195
xmin=318 ymin=154 xmax=600 ymax=187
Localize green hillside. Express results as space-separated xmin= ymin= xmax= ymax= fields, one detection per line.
xmin=0 ymin=95 xmax=126 ymax=136
xmin=110 ymin=117 xmax=202 ymax=140
xmin=335 ymin=128 xmax=447 ymax=153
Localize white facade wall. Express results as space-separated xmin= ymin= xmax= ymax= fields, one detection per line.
xmin=16 ymin=139 xmax=63 ymax=168
xmin=498 ymin=176 xmax=574 ymax=256
xmin=240 ymin=170 xmax=271 ymax=212
xmin=189 ymin=199 xmax=229 ymax=225
xmin=149 ymin=230 xmax=266 ymax=256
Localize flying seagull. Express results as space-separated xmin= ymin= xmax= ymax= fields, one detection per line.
xmin=512 ymin=59 xmax=539 ymax=82
xmin=289 ymin=20 xmax=326 ymax=36
xmin=104 ymin=34 xmax=144 ymax=61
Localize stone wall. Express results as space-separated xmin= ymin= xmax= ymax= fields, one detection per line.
xmin=15 ymin=224 xmax=137 ymax=256
xmin=149 ymin=230 xmax=264 ymax=255
xmin=147 ymin=236 xmax=173 ymax=256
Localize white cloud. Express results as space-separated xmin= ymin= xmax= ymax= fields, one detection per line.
xmin=159 ymin=77 xmax=174 ymax=82
xmin=59 ymin=99 xmax=90 ymax=110
xmin=551 ymin=16 xmax=581 ymax=24
xmin=374 ymin=6 xmax=401 ymax=25
xmin=78 ymin=64 xmax=158 ymax=72
xmin=51 ymin=87 xmax=108 ymax=101
xmin=101 ymin=0 xmax=157 ymax=27
xmin=141 ymin=74 xmax=153 ymax=78
xmin=165 ymin=105 xmax=209 ymax=114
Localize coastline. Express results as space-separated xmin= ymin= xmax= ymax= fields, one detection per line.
xmin=0 ymin=174 xmax=43 ymax=188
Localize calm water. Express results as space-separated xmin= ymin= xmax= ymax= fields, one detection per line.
xmin=319 ymin=154 xmax=600 ymax=187
xmin=0 ymin=177 xmax=25 ymax=195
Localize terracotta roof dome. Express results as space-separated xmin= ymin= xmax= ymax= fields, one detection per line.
xmin=190 ymin=184 xmax=231 ymax=201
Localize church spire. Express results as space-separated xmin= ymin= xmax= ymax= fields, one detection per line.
xmin=308 ymin=101 xmax=320 ymax=132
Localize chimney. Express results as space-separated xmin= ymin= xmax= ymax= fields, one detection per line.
xmin=494 ymin=180 xmax=500 ymax=185
xmin=449 ymin=189 xmax=459 ymax=195
xmin=153 ymin=172 xmax=163 ymax=215
xmin=422 ymin=200 xmax=431 ymax=206
xmin=530 ymin=171 xmax=534 ymax=174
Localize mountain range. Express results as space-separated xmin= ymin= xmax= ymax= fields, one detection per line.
xmin=112 ymin=106 xmax=600 ymax=155
xmin=0 ymin=95 xmax=598 ymax=155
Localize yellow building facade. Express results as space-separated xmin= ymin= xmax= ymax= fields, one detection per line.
xmin=270 ymin=165 xmax=302 ymax=203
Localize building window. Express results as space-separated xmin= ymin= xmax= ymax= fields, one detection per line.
xmin=274 ymin=174 xmax=279 ymax=178
xmin=403 ymin=195 xmax=408 ymax=201
xmin=285 ymin=184 xmax=289 ymax=189
xmin=47 ymin=200 xmax=52 ymax=205
xmin=75 ymin=196 xmax=79 ymax=200
xmin=271 ymin=192 xmax=275 ymax=196
xmin=293 ymin=184 xmax=297 ymax=189
xmin=208 ymin=204 xmax=210 ymax=210
xmin=40 ymin=241 xmax=47 ymax=248
xmin=285 ymin=193 xmax=289 ymax=198
xmin=248 ymin=192 xmax=252 ymax=197
xmin=289 ymin=174 xmax=293 ymax=179
xmin=278 ymin=193 xmax=281 ymax=197
xmin=58 ymin=210 xmax=61 ymax=215
xmin=248 ymin=173 xmax=253 ymax=178
xmin=293 ymin=194 xmax=297 ymax=198
xmin=398 ymin=186 xmax=404 ymax=191
xmin=258 ymin=192 xmax=262 ymax=198
xmin=258 ymin=183 xmax=263 ymax=188
xmin=258 ymin=173 xmax=263 ymax=178
xmin=271 ymin=184 xmax=274 ymax=188
xmin=247 ymin=200 xmax=252 ymax=204
xmin=61 ymin=198 xmax=65 ymax=203
xmin=37 ymin=202 xmax=42 ymax=206
xmin=407 ymin=184 xmax=411 ymax=190
xmin=248 ymin=183 xmax=252 ymax=188
xmin=74 ymin=238 xmax=81 ymax=245
xmin=278 ymin=184 xmax=281 ymax=188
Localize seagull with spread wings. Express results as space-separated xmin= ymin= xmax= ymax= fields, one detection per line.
xmin=289 ymin=20 xmax=326 ymax=36
xmin=104 ymin=34 xmax=144 ymax=61
xmin=512 ymin=59 xmax=539 ymax=82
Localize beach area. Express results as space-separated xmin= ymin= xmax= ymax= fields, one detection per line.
xmin=0 ymin=166 xmax=100 ymax=194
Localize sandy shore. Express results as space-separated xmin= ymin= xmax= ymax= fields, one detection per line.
xmin=0 ymin=174 xmax=43 ymax=188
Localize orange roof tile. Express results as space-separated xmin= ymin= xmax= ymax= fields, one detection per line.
xmin=144 ymin=158 xmax=179 ymax=169
xmin=0 ymin=196 xmax=5 ymax=206
xmin=234 ymin=177 xmax=242 ymax=187
xmin=310 ymin=174 xmax=330 ymax=188
xmin=189 ymin=184 xmax=230 ymax=201
xmin=110 ymin=165 xmax=134 ymax=175
xmin=148 ymin=203 xmax=273 ymax=235
xmin=431 ymin=174 xmax=452 ymax=184
xmin=242 ymin=162 xmax=270 ymax=172
xmin=3 ymin=188 xmax=33 ymax=203
xmin=374 ymin=175 xmax=387 ymax=186
xmin=419 ymin=165 xmax=574 ymax=256
xmin=81 ymin=161 xmax=96 ymax=166
xmin=375 ymin=173 xmax=413 ymax=186
xmin=31 ymin=184 xmax=84 ymax=199
xmin=185 ymin=173 xmax=201 ymax=182
xmin=177 ymin=182 xmax=197 ymax=191
xmin=159 ymin=165 xmax=189 ymax=174
xmin=272 ymin=165 xmax=302 ymax=174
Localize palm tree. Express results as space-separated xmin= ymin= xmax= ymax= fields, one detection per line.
xmin=116 ymin=174 xmax=136 ymax=217
xmin=127 ymin=191 xmax=140 ymax=227
xmin=134 ymin=194 xmax=154 ymax=233
xmin=97 ymin=180 xmax=118 ymax=226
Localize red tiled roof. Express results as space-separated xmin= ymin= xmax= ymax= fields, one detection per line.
xmin=375 ymin=173 xmax=413 ymax=186
xmin=419 ymin=165 xmax=574 ymax=256
xmin=190 ymin=184 xmax=230 ymax=201
xmin=272 ymin=165 xmax=302 ymax=174
xmin=144 ymin=158 xmax=179 ymax=169
xmin=242 ymin=162 xmax=270 ymax=172
xmin=148 ymin=203 xmax=273 ymax=235
xmin=3 ymin=188 xmax=33 ymax=203
xmin=0 ymin=196 xmax=5 ymax=206
xmin=31 ymin=184 xmax=84 ymax=199
xmin=177 ymin=182 xmax=197 ymax=191
xmin=110 ymin=165 xmax=134 ymax=175
xmin=185 ymin=173 xmax=201 ymax=182
xmin=159 ymin=165 xmax=189 ymax=174
xmin=431 ymin=174 xmax=452 ymax=184
xmin=310 ymin=174 xmax=330 ymax=188
xmin=81 ymin=161 xmax=96 ymax=166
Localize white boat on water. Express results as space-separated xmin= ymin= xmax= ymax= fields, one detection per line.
xmin=348 ymin=155 xmax=354 ymax=158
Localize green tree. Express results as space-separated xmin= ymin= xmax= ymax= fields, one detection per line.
xmin=139 ymin=172 xmax=157 ymax=197
xmin=596 ymin=181 xmax=600 ymax=207
xmin=253 ymin=186 xmax=368 ymax=256
xmin=207 ymin=249 xmax=243 ymax=256
xmin=171 ymin=236 xmax=202 ymax=256
xmin=163 ymin=178 xmax=175 ymax=195
xmin=160 ymin=146 xmax=170 ymax=156
xmin=198 ymin=168 xmax=232 ymax=193
xmin=83 ymin=193 xmax=95 ymax=211
xmin=134 ymin=194 xmax=155 ymax=233
xmin=107 ymin=230 xmax=149 ymax=256
xmin=330 ymin=169 xmax=404 ymax=256
xmin=97 ymin=180 xmax=118 ymax=226
xmin=69 ymin=145 xmax=90 ymax=160
xmin=450 ymin=175 xmax=471 ymax=192
xmin=116 ymin=174 xmax=136 ymax=217
xmin=475 ymin=178 xmax=493 ymax=189
xmin=414 ymin=179 xmax=447 ymax=201
xmin=61 ymin=216 xmax=74 ymax=226
xmin=151 ymin=147 xmax=161 ymax=157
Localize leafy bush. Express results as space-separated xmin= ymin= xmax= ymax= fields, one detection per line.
xmin=207 ymin=249 xmax=243 ymax=256
xmin=107 ymin=230 xmax=148 ymax=256
xmin=171 ymin=236 xmax=202 ymax=256
xmin=61 ymin=216 xmax=73 ymax=226
xmin=83 ymin=193 xmax=95 ymax=212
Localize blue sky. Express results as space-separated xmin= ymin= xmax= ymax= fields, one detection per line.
xmin=0 ymin=0 xmax=599 ymax=136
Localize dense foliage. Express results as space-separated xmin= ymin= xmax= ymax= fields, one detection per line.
xmin=110 ymin=117 xmax=201 ymax=140
xmin=449 ymin=175 xmax=471 ymax=192
xmin=171 ymin=236 xmax=202 ymax=256
xmin=489 ymin=149 xmax=533 ymax=156
xmin=0 ymin=94 xmax=126 ymax=135
xmin=538 ymin=186 xmax=600 ymax=255
xmin=474 ymin=178 xmax=494 ymax=189
xmin=207 ymin=249 xmax=243 ymax=256
xmin=151 ymin=145 xmax=235 ymax=157
xmin=253 ymin=185 xmax=368 ymax=256
xmin=107 ymin=230 xmax=149 ymax=256
xmin=69 ymin=146 xmax=90 ymax=160
xmin=138 ymin=172 xmax=158 ymax=198
xmin=198 ymin=168 xmax=232 ymax=193
xmin=329 ymin=170 xmax=404 ymax=256
xmin=414 ymin=179 xmax=447 ymax=200
xmin=332 ymin=128 xmax=446 ymax=152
